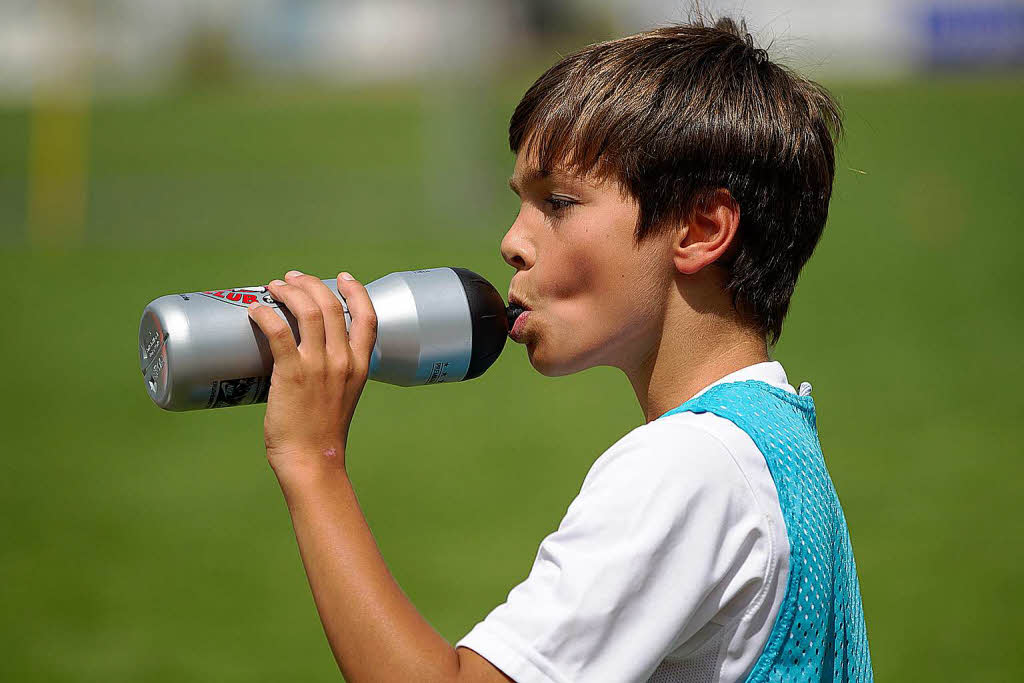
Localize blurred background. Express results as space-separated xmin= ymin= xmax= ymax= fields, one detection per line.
xmin=2 ymin=0 xmax=1022 ymax=680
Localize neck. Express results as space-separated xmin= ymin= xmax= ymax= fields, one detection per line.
xmin=622 ymin=301 xmax=770 ymax=424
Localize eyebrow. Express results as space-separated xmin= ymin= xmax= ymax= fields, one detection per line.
xmin=508 ymin=168 xmax=562 ymax=195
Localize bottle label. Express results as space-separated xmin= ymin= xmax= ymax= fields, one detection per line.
xmin=197 ymin=286 xmax=278 ymax=308
xmin=207 ymin=376 xmax=272 ymax=408
xmin=425 ymin=360 xmax=450 ymax=384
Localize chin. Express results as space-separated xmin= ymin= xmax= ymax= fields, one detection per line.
xmin=525 ymin=337 xmax=595 ymax=377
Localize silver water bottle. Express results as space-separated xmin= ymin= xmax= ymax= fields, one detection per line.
xmin=139 ymin=267 xmax=520 ymax=411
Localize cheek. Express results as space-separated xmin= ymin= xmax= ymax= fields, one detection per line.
xmin=536 ymin=239 xmax=604 ymax=323
xmin=539 ymin=247 xmax=632 ymax=350
xmin=532 ymin=200 xmax=655 ymax=356
xmin=551 ymin=253 xmax=598 ymax=302
xmin=539 ymin=223 xmax=635 ymax=324
xmin=567 ymin=247 xmax=663 ymax=351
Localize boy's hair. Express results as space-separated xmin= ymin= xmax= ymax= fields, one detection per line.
xmin=509 ymin=16 xmax=843 ymax=344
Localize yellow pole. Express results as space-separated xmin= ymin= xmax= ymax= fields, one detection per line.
xmin=26 ymin=0 xmax=94 ymax=249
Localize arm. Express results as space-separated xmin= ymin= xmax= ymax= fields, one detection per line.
xmin=247 ymin=270 xmax=514 ymax=683
xmin=279 ymin=463 xmax=513 ymax=683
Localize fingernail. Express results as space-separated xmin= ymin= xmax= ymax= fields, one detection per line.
xmin=248 ymin=301 xmax=261 ymax=309
xmin=340 ymin=272 xmax=355 ymax=281
xmin=270 ymin=279 xmax=286 ymax=286
xmin=286 ymin=270 xmax=303 ymax=278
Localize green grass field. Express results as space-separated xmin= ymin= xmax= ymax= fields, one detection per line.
xmin=2 ymin=75 xmax=1022 ymax=681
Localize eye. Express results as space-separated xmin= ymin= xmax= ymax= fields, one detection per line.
xmin=544 ymin=195 xmax=578 ymax=213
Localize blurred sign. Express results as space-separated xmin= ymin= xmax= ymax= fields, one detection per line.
xmin=919 ymin=3 xmax=1024 ymax=67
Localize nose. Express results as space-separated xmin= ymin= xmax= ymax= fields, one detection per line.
xmin=500 ymin=210 xmax=534 ymax=271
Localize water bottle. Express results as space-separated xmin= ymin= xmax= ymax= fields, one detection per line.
xmin=139 ymin=266 xmax=522 ymax=411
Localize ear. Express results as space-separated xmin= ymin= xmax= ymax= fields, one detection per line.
xmin=672 ymin=189 xmax=740 ymax=276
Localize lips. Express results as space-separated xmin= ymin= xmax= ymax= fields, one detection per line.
xmin=509 ymin=310 xmax=531 ymax=343
xmin=507 ymin=291 xmax=532 ymax=341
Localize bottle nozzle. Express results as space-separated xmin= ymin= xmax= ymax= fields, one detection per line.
xmin=506 ymin=303 xmax=525 ymax=330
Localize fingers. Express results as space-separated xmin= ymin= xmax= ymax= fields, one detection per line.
xmin=248 ymin=270 xmax=376 ymax=382
xmin=266 ymin=276 xmax=326 ymax=356
xmin=247 ymin=301 xmax=300 ymax=366
xmin=337 ymin=272 xmax=378 ymax=365
xmin=284 ymin=271 xmax=351 ymax=356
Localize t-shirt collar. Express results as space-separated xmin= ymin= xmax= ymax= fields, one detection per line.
xmin=688 ymin=361 xmax=795 ymax=403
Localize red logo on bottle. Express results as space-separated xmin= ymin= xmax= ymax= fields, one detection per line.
xmin=197 ymin=287 xmax=276 ymax=308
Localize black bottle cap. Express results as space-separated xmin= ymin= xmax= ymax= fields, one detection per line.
xmin=506 ymin=304 xmax=525 ymax=330
xmin=451 ymin=267 xmax=509 ymax=381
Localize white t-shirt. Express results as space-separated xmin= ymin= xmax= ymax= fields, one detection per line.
xmin=456 ymin=361 xmax=797 ymax=683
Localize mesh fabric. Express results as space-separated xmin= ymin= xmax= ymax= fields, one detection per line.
xmin=661 ymin=380 xmax=872 ymax=682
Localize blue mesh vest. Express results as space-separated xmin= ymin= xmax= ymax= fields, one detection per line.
xmin=658 ymin=380 xmax=873 ymax=682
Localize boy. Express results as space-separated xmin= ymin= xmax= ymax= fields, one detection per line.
xmin=245 ymin=15 xmax=872 ymax=683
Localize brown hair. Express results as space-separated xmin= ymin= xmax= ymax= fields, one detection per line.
xmin=509 ymin=16 xmax=843 ymax=344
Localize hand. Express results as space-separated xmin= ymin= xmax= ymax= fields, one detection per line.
xmin=246 ymin=270 xmax=377 ymax=479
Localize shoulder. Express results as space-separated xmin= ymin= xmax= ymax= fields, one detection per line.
xmin=547 ymin=412 xmax=776 ymax=556
xmin=572 ymin=409 xmax=788 ymax=563
xmin=581 ymin=410 xmax=760 ymax=502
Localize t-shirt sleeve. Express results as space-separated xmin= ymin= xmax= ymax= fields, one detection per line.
xmin=454 ymin=420 xmax=771 ymax=683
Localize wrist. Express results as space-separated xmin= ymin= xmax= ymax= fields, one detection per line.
xmin=274 ymin=461 xmax=352 ymax=514
xmin=270 ymin=446 xmax=348 ymax=490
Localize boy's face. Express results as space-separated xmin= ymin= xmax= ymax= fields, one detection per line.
xmin=502 ymin=150 xmax=670 ymax=377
